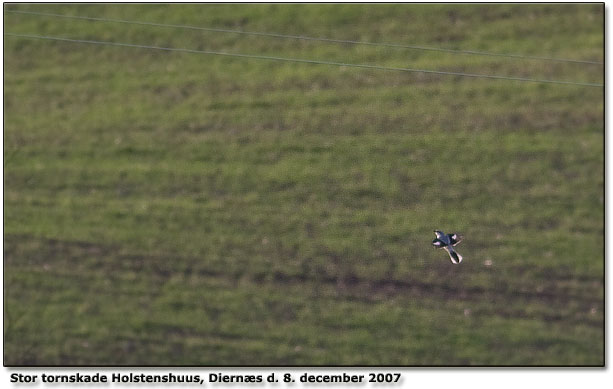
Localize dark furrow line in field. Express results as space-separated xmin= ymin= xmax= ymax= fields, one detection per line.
xmin=29 ymin=239 xmax=605 ymax=306
xmin=5 ymin=234 xmax=603 ymax=310
xmin=261 ymin=269 xmax=602 ymax=307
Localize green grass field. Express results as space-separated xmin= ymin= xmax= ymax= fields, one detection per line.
xmin=3 ymin=4 xmax=604 ymax=365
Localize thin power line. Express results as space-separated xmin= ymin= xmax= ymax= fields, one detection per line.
xmin=5 ymin=9 xmax=604 ymax=66
xmin=4 ymin=33 xmax=603 ymax=87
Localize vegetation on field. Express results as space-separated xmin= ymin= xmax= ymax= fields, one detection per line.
xmin=4 ymin=3 xmax=603 ymax=365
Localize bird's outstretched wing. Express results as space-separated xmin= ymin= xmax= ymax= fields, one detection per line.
xmin=448 ymin=233 xmax=463 ymax=246
xmin=432 ymin=238 xmax=446 ymax=248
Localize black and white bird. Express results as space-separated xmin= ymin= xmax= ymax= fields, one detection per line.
xmin=432 ymin=230 xmax=463 ymax=264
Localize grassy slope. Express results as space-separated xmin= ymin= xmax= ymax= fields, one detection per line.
xmin=3 ymin=4 xmax=604 ymax=365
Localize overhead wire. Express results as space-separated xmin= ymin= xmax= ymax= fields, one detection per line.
xmin=5 ymin=9 xmax=604 ymax=66
xmin=3 ymin=33 xmax=603 ymax=87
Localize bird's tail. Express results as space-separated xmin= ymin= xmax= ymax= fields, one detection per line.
xmin=446 ymin=247 xmax=463 ymax=264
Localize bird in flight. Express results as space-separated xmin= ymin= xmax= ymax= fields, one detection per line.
xmin=432 ymin=230 xmax=463 ymax=264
